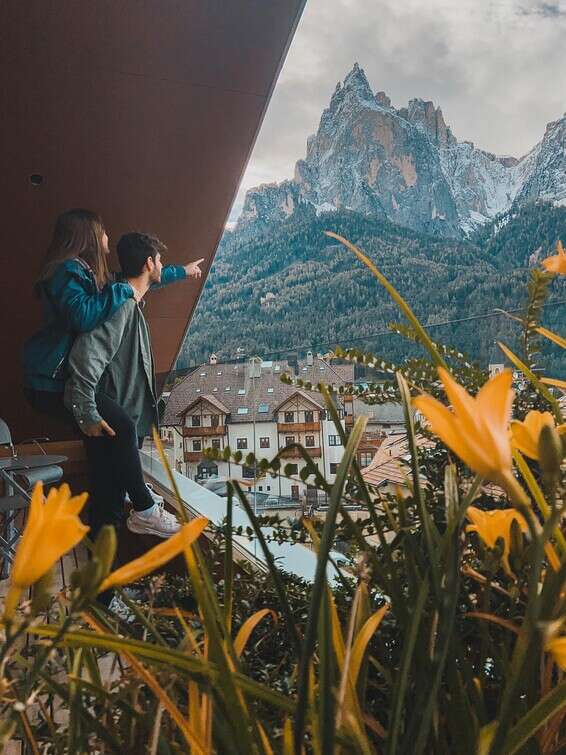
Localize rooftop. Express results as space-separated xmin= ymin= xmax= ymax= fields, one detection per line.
xmin=163 ymin=357 xmax=354 ymax=425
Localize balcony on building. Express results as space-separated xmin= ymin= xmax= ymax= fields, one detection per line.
xmin=182 ymin=424 xmax=228 ymax=437
xmin=279 ymin=446 xmax=322 ymax=459
xmin=276 ymin=421 xmax=320 ymax=434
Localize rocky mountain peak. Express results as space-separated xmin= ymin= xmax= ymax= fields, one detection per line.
xmin=236 ymin=65 xmax=566 ymax=240
xmin=375 ymin=91 xmax=392 ymax=108
xmin=406 ymin=98 xmax=456 ymax=147
xmin=341 ymin=62 xmax=375 ymax=101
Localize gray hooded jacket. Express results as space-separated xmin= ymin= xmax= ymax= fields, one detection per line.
xmin=64 ymin=299 xmax=159 ymax=436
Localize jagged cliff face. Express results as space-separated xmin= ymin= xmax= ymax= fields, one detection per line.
xmin=516 ymin=116 xmax=566 ymax=208
xmin=237 ymin=63 xmax=566 ymax=240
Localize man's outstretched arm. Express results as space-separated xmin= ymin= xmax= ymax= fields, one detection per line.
xmin=152 ymin=258 xmax=204 ymax=289
xmin=64 ymin=300 xmax=134 ymax=435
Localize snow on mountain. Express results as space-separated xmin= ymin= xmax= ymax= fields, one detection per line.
xmin=236 ymin=63 xmax=566 ymax=240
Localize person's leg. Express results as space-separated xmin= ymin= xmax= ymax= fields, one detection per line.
xmin=94 ymin=393 xmax=155 ymax=513
xmin=89 ymin=393 xmax=179 ymax=539
xmin=82 ymin=436 xmax=126 ymax=539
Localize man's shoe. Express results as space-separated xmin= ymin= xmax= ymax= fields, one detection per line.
xmin=124 ymin=483 xmax=164 ymax=506
xmin=107 ymin=594 xmax=136 ymax=623
xmin=127 ymin=503 xmax=181 ymax=538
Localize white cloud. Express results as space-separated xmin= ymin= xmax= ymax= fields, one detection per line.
xmin=230 ymin=0 xmax=566 ymax=221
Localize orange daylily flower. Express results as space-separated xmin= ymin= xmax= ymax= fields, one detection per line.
xmin=4 ymin=483 xmax=89 ymax=619
xmin=99 ymin=517 xmax=208 ymax=592
xmin=413 ymin=368 xmax=526 ymax=502
xmin=541 ymin=240 xmax=566 ymax=275
xmin=511 ymin=410 xmax=566 ymax=460
xmin=546 ymin=637 xmax=566 ymax=670
xmin=466 ymin=506 xmax=528 ymax=575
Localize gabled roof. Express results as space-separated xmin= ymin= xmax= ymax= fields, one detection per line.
xmin=162 ymin=358 xmax=351 ymax=426
xmin=178 ymin=394 xmax=231 ymax=417
xmin=274 ymin=389 xmax=325 ymax=413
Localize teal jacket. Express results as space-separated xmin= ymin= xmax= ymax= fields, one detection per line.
xmin=23 ymin=258 xmax=186 ymax=392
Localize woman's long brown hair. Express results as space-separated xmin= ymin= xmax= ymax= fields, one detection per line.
xmin=37 ymin=209 xmax=110 ymax=291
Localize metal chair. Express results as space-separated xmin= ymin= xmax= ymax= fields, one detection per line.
xmin=0 ymin=418 xmax=67 ymax=578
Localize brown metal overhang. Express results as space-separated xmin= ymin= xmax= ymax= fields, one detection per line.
xmin=0 ymin=0 xmax=305 ymax=441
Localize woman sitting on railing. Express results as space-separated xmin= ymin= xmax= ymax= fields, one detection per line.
xmin=21 ymin=209 xmax=202 ymax=540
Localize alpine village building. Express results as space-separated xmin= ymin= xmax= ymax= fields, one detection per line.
xmin=160 ymin=353 xmax=389 ymax=503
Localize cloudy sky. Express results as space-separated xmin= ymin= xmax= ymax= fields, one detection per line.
xmin=228 ymin=0 xmax=566 ymax=222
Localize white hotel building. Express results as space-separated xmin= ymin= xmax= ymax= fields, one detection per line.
xmin=160 ymin=354 xmax=355 ymax=500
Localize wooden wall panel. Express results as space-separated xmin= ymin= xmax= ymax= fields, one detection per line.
xmin=0 ymin=0 xmax=305 ymax=441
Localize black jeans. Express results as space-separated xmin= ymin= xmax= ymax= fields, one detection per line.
xmin=24 ymin=389 xmax=154 ymax=539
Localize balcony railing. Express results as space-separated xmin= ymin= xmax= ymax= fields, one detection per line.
xmin=279 ymin=446 xmax=322 ymax=459
xmin=184 ymin=451 xmax=206 ymax=462
xmin=140 ymin=449 xmax=342 ymax=582
xmin=182 ymin=425 xmax=227 ymax=437
xmin=277 ymin=421 xmax=320 ymax=433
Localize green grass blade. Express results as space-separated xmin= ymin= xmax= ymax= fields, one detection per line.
xmin=502 ymin=679 xmax=566 ymax=754
xmin=385 ymin=577 xmax=430 ymax=755
xmin=320 ymin=384 xmax=404 ymax=610
xmin=397 ymin=372 xmax=441 ymax=597
xmin=25 ymin=624 xmax=295 ymax=714
xmin=498 ymin=342 xmax=563 ymax=423
xmin=513 ymin=449 xmax=566 ymax=557
xmin=318 ymin=588 xmax=336 ymax=755
xmin=294 ymin=415 xmax=368 ymax=751
xmin=224 ymin=485 xmax=234 ymax=634
xmin=325 ymin=231 xmax=448 ymax=370
xmin=232 ymin=481 xmax=303 ymax=658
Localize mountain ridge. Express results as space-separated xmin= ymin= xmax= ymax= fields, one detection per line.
xmin=181 ymin=202 xmax=566 ymax=371
xmin=235 ymin=63 xmax=566 ymax=241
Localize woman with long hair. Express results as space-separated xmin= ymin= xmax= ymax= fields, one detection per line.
xmin=23 ymin=208 xmax=202 ymax=411
xmin=22 ymin=210 xmax=203 ymax=566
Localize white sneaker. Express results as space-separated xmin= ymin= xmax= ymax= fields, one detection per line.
xmin=127 ymin=503 xmax=181 ymax=538
xmin=124 ymin=483 xmax=164 ymax=506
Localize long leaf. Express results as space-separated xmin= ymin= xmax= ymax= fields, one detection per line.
xmin=293 ymin=415 xmax=368 ymax=751
xmin=325 ymin=231 xmax=448 ymax=369
xmin=234 ymin=609 xmax=277 ymax=658
xmin=503 ymin=679 xmax=566 ymax=755
xmin=224 ymin=486 xmax=234 ymax=633
xmin=385 ymin=577 xmax=430 ymax=755
xmin=152 ymin=427 xmax=189 ymax=523
xmin=498 ymin=342 xmax=563 ymax=422
xmin=84 ymin=612 xmax=208 ymax=755
xmin=182 ymin=543 xmax=259 ymax=754
xmin=397 ymin=371 xmax=441 ymax=597
xmin=232 ymin=481 xmax=303 ymax=657
xmin=535 ymin=325 xmax=566 ymax=350
xmin=318 ymin=587 xmax=336 ymax=755
xmin=513 ymin=448 xmax=566 ymax=557
xmin=24 ymin=624 xmax=295 ymax=713
xmin=349 ymin=604 xmax=389 ymax=686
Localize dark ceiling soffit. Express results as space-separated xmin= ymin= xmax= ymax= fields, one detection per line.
xmin=168 ymin=0 xmax=308 ymax=378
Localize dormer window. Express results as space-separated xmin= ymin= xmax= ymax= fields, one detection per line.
xmin=225 ymin=386 xmax=231 ymax=392
xmin=200 ymin=372 xmax=206 ymax=377
xmin=267 ymin=388 xmax=274 ymax=394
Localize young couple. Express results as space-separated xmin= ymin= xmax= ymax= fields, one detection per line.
xmin=23 ymin=209 xmax=202 ymax=541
